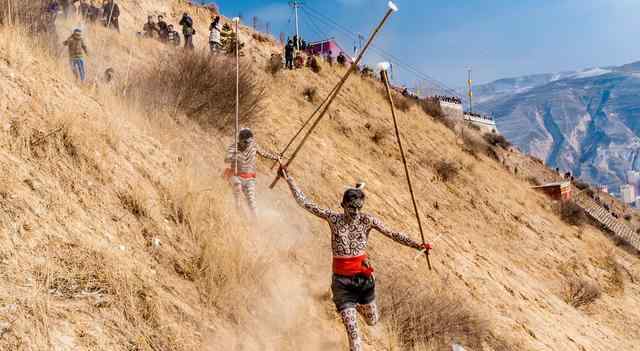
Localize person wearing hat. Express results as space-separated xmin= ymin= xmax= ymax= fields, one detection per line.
xmin=278 ymin=167 xmax=433 ymax=351
xmin=224 ymin=128 xmax=280 ymax=216
xmin=63 ymin=28 xmax=89 ymax=82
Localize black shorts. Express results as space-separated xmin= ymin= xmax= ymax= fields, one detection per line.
xmin=331 ymin=274 xmax=376 ymax=311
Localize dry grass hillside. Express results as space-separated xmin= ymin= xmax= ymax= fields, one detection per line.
xmin=1 ymin=1 xmax=640 ymax=350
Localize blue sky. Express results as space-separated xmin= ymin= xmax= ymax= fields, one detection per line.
xmin=208 ymin=0 xmax=640 ymax=91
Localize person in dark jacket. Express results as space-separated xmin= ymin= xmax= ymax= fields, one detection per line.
xmin=157 ymin=15 xmax=169 ymax=42
xmin=102 ymin=0 xmax=120 ymax=32
xmin=142 ymin=15 xmax=159 ymax=38
xmin=284 ymin=39 xmax=294 ymax=69
xmin=337 ymin=51 xmax=347 ymax=66
xmin=179 ymin=12 xmax=195 ymax=49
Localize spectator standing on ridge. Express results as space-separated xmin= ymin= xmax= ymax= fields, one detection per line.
xmin=167 ymin=24 xmax=181 ymax=47
xmin=179 ymin=12 xmax=195 ymax=49
xmin=157 ymin=15 xmax=169 ymax=42
xmin=337 ymin=51 xmax=347 ymax=66
xmin=102 ymin=0 xmax=120 ymax=32
xmin=86 ymin=1 xmax=100 ymax=23
xmin=224 ymin=128 xmax=281 ymax=217
xmin=284 ymin=39 xmax=294 ymax=69
xmin=278 ymin=166 xmax=433 ymax=351
xmin=63 ymin=28 xmax=89 ymax=82
xmin=208 ymin=16 xmax=221 ymax=53
xmin=142 ymin=15 xmax=159 ymax=38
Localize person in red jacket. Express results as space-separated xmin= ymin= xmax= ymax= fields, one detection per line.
xmin=279 ymin=167 xmax=433 ymax=351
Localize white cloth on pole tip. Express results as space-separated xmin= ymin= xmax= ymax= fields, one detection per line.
xmin=377 ymin=62 xmax=391 ymax=71
xmin=388 ymin=1 xmax=399 ymax=12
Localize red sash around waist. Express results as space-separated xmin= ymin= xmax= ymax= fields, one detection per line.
xmin=333 ymin=254 xmax=374 ymax=277
xmin=223 ymin=168 xmax=256 ymax=180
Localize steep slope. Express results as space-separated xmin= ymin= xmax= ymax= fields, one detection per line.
xmin=475 ymin=63 xmax=640 ymax=193
xmin=1 ymin=1 xmax=640 ymax=350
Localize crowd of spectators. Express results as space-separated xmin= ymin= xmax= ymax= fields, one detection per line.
xmin=433 ymin=95 xmax=462 ymax=104
xmin=464 ymin=111 xmax=494 ymax=121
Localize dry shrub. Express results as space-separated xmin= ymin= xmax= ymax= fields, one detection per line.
xmin=435 ymin=160 xmax=459 ymax=182
xmin=558 ymin=201 xmax=586 ymax=226
xmin=420 ymin=97 xmax=443 ymax=117
xmin=129 ymin=51 xmax=264 ymax=131
xmin=574 ymin=180 xmax=590 ymax=190
xmin=379 ymin=275 xmax=487 ymax=350
xmin=267 ymin=53 xmax=283 ymax=75
xmin=603 ymin=254 xmax=625 ymax=293
xmin=395 ymin=96 xmax=414 ymax=112
xmin=562 ymin=277 xmax=601 ymax=308
xmin=527 ymin=176 xmax=542 ymax=186
xmin=462 ymin=131 xmax=489 ymax=158
xmin=0 ymin=0 xmax=50 ymax=32
xmin=35 ymin=242 xmax=117 ymax=298
xmin=303 ymin=86 xmax=317 ymax=103
xmin=117 ymin=188 xmax=149 ymax=219
xmin=370 ymin=126 xmax=389 ymax=145
xmin=252 ymin=32 xmax=271 ymax=43
xmin=308 ymin=56 xmax=322 ymax=73
xmin=177 ymin=182 xmax=269 ymax=318
xmin=483 ymin=133 xmax=511 ymax=149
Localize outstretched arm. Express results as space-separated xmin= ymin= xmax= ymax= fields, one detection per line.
xmin=282 ymin=170 xmax=333 ymax=220
xmin=371 ymin=216 xmax=423 ymax=250
xmin=257 ymin=144 xmax=280 ymax=161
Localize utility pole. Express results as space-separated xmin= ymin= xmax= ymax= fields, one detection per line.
xmin=467 ymin=68 xmax=473 ymax=113
xmin=290 ymin=0 xmax=302 ymax=50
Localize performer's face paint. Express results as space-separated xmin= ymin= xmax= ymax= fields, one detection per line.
xmin=342 ymin=198 xmax=363 ymax=221
xmin=238 ymin=137 xmax=251 ymax=151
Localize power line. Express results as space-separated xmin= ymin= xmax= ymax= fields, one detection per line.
xmin=303 ymin=4 xmax=460 ymax=97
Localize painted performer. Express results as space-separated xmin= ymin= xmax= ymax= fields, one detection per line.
xmin=225 ymin=128 xmax=280 ymax=216
xmin=278 ymin=167 xmax=433 ymax=351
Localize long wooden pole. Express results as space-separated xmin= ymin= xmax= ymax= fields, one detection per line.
xmin=234 ymin=17 xmax=240 ymax=176
xmin=380 ymin=69 xmax=432 ymax=270
xmin=270 ymin=2 xmax=398 ymax=189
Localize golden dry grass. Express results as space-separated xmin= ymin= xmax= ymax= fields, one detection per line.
xmin=2 ymin=1 xmax=640 ymax=350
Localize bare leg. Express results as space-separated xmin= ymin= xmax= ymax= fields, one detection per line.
xmin=356 ymin=301 xmax=379 ymax=326
xmin=340 ymin=308 xmax=363 ymax=351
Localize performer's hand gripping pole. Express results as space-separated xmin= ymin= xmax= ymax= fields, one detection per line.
xmin=269 ymin=1 xmax=400 ymax=189
xmin=378 ymin=62 xmax=432 ymax=271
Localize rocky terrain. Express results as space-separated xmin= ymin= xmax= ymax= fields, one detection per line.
xmin=1 ymin=1 xmax=640 ymax=350
xmin=474 ymin=62 xmax=640 ymax=193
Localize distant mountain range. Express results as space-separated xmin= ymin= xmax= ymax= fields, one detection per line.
xmin=470 ymin=62 xmax=640 ymax=193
